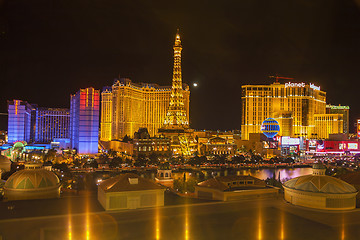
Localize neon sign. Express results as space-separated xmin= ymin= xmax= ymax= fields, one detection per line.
xmin=310 ymin=83 xmax=320 ymax=91
xmin=328 ymin=105 xmax=349 ymax=110
xmin=284 ymin=82 xmax=320 ymax=91
xmin=348 ymin=143 xmax=358 ymax=150
xmin=285 ymin=82 xmax=305 ymax=88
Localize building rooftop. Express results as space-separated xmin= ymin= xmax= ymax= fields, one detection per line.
xmin=283 ymin=175 xmax=357 ymax=194
xmin=99 ymin=173 xmax=164 ymax=193
xmin=4 ymin=168 xmax=60 ymax=190
xmin=197 ymin=175 xmax=267 ymax=192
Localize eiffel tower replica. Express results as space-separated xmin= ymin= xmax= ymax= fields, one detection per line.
xmin=158 ymin=30 xmax=196 ymax=157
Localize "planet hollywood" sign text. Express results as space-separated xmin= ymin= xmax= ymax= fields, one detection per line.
xmin=284 ymin=82 xmax=320 ymax=91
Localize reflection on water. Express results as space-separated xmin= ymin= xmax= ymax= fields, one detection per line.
xmin=155 ymin=207 xmax=160 ymax=240
xmin=280 ymin=211 xmax=285 ymax=240
xmin=257 ymin=205 xmax=262 ymax=240
xmin=341 ymin=214 xmax=345 ymax=240
xmin=185 ymin=205 xmax=189 ymax=240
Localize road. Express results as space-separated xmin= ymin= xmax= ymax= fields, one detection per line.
xmin=1 ymin=197 xmax=360 ymax=240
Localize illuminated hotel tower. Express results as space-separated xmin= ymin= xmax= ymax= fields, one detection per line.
xmin=241 ymin=81 xmax=344 ymax=140
xmin=241 ymin=81 xmax=323 ymax=140
xmin=34 ymin=107 xmax=70 ymax=143
xmin=162 ymin=29 xmax=189 ymax=130
xmin=100 ymin=86 xmax=112 ymax=141
xmin=99 ymin=78 xmax=190 ymax=141
xmin=7 ymin=100 xmax=34 ymax=143
xmin=70 ymin=87 xmax=100 ymax=154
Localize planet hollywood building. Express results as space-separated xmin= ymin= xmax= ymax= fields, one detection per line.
xmin=241 ymin=80 xmax=345 ymax=141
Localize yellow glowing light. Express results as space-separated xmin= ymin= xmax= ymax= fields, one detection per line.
xmin=341 ymin=215 xmax=345 ymax=240
xmin=67 ymin=192 xmax=73 ymax=240
xmin=257 ymin=207 xmax=262 ymax=240
xmin=85 ymin=192 xmax=90 ymax=240
xmin=86 ymin=88 xmax=88 ymax=107
xmin=280 ymin=211 xmax=284 ymax=240
xmin=185 ymin=205 xmax=189 ymax=240
xmin=15 ymin=100 xmax=18 ymax=115
xmin=156 ymin=221 xmax=160 ymax=240
xmin=155 ymin=206 xmax=161 ymax=240
xmin=156 ymin=218 xmax=160 ymax=239
xmin=68 ymin=216 xmax=72 ymax=240
xmin=92 ymin=89 xmax=94 ymax=108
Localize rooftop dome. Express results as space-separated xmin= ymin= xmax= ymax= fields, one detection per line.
xmin=13 ymin=141 xmax=27 ymax=148
xmin=283 ymin=175 xmax=357 ymax=194
xmin=5 ymin=169 xmax=60 ymax=190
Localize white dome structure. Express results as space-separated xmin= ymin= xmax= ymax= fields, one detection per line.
xmin=283 ymin=164 xmax=358 ymax=210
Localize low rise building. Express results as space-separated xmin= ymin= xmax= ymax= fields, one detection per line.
xmin=98 ymin=173 xmax=165 ymax=210
xmin=195 ymin=175 xmax=279 ymax=201
xmin=133 ymin=128 xmax=171 ymax=157
xmin=199 ymin=136 xmax=236 ymax=156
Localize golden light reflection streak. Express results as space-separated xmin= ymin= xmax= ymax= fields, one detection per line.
xmin=258 ymin=206 xmax=262 ymax=240
xmin=341 ymin=214 xmax=345 ymax=240
xmin=85 ymin=192 xmax=90 ymax=240
xmin=155 ymin=207 xmax=160 ymax=240
xmin=68 ymin=203 xmax=72 ymax=240
xmin=280 ymin=211 xmax=284 ymax=240
xmin=185 ymin=204 xmax=189 ymax=240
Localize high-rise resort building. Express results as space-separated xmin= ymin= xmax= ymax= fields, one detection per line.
xmin=70 ymin=87 xmax=100 ymax=155
xmin=34 ymin=107 xmax=70 ymax=143
xmin=100 ymin=78 xmax=190 ymax=140
xmin=100 ymin=86 xmax=112 ymax=141
xmin=8 ymin=100 xmax=70 ymax=145
xmin=326 ymin=104 xmax=350 ymax=134
xmin=158 ymin=29 xmax=196 ymax=156
xmin=7 ymin=100 xmax=34 ymax=143
xmin=241 ymin=80 xmax=345 ymax=140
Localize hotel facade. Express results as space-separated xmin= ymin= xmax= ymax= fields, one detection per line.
xmin=100 ymin=78 xmax=190 ymax=140
xmin=70 ymin=87 xmax=100 ymax=154
xmin=7 ymin=100 xmax=34 ymax=144
xmin=241 ymin=81 xmax=345 ymax=140
xmin=7 ymin=101 xmax=70 ymax=144
xmin=34 ymin=107 xmax=70 ymax=143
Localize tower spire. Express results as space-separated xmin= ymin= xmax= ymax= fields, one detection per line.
xmin=162 ymin=29 xmax=189 ymax=129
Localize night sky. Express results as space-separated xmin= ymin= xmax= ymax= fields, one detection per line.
xmin=1 ymin=0 xmax=360 ymax=132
